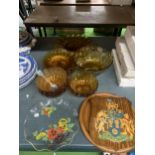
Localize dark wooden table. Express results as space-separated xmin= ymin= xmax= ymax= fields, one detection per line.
xmin=39 ymin=0 xmax=111 ymax=6
xmin=24 ymin=5 xmax=134 ymax=30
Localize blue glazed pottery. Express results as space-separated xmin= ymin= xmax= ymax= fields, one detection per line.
xmin=19 ymin=55 xmax=37 ymax=89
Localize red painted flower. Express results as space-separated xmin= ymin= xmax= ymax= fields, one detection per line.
xmin=57 ymin=127 xmax=64 ymax=134
xmin=47 ymin=128 xmax=58 ymax=140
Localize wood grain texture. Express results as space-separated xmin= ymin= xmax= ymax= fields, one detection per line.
xmin=40 ymin=0 xmax=110 ymax=6
xmin=24 ymin=6 xmax=135 ymax=27
xmin=79 ymin=92 xmax=135 ymax=154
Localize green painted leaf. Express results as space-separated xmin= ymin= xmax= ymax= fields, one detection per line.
xmin=32 ymin=131 xmax=38 ymax=137
xmin=67 ymin=123 xmax=74 ymax=129
xmin=50 ymin=140 xmax=53 ymax=143
xmin=53 ymin=124 xmax=57 ymax=129
xmin=67 ymin=117 xmax=71 ymax=123
xmin=48 ymin=124 xmax=53 ymax=128
xmin=69 ymin=129 xmax=73 ymax=132
xmin=42 ymin=136 xmax=48 ymax=141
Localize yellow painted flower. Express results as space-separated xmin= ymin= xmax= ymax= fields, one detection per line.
xmin=58 ymin=118 xmax=69 ymax=131
xmin=36 ymin=132 xmax=46 ymax=140
xmin=41 ymin=107 xmax=55 ymax=117
xmin=58 ymin=118 xmax=68 ymax=124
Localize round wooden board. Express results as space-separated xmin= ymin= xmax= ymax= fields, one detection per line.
xmin=79 ymin=92 xmax=135 ymax=154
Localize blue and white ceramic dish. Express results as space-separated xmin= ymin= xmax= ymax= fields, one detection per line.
xmin=19 ymin=47 xmax=31 ymax=56
xmin=19 ymin=55 xmax=37 ymax=89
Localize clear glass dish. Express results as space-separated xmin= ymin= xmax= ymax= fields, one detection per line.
xmin=24 ymin=98 xmax=79 ymax=151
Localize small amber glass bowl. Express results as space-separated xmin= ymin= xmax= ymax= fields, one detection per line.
xmin=36 ymin=67 xmax=67 ymax=97
xmin=68 ymin=69 xmax=98 ymax=96
xmin=56 ymin=37 xmax=91 ymax=51
xmin=43 ymin=48 xmax=74 ymax=70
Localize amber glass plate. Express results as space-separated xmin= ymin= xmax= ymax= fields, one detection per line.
xmin=68 ymin=69 xmax=98 ymax=96
xmin=36 ymin=67 xmax=67 ymax=97
xmin=75 ymin=46 xmax=113 ymax=71
xmin=79 ymin=92 xmax=135 ymax=153
xmin=43 ymin=48 xmax=74 ymax=70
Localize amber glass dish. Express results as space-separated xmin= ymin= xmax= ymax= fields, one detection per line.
xmin=56 ymin=37 xmax=91 ymax=51
xmin=75 ymin=46 xmax=113 ymax=71
xmin=36 ymin=67 xmax=67 ymax=96
xmin=68 ymin=69 xmax=98 ymax=96
xmin=43 ymin=48 xmax=74 ymax=70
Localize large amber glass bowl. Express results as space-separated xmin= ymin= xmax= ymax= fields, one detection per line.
xmin=75 ymin=46 xmax=113 ymax=71
xmin=68 ymin=70 xmax=98 ymax=96
xmin=56 ymin=37 xmax=91 ymax=51
xmin=43 ymin=48 xmax=74 ymax=70
xmin=36 ymin=67 xmax=67 ymax=96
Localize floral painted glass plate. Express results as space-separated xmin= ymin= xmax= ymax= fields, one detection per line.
xmin=24 ymin=98 xmax=79 ymax=151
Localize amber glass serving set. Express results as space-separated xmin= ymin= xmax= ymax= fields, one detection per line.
xmin=36 ymin=37 xmax=113 ymax=97
xmin=33 ymin=37 xmax=134 ymax=153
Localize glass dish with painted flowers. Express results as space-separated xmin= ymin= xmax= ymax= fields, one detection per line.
xmin=24 ymin=98 xmax=79 ymax=151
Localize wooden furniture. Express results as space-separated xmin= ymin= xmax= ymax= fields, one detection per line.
xmin=39 ymin=0 xmax=110 ymax=6
xmin=24 ymin=5 xmax=134 ymax=36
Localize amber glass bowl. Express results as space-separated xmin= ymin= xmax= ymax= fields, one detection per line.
xmin=43 ymin=48 xmax=74 ymax=70
xmin=56 ymin=37 xmax=91 ymax=51
xmin=75 ymin=46 xmax=113 ymax=71
xmin=36 ymin=67 xmax=67 ymax=96
xmin=68 ymin=70 xmax=98 ymax=96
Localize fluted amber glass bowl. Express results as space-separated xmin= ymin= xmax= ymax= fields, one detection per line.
xmin=56 ymin=37 xmax=91 ymax=51
xmin=36 ymin=67 xmax=67 ymax=96
xmin=43 ymin=48 xmax=74 ymax=70
xmin=68 ymin=70 xmax=98 ymax=96
xmin=75 ymin=46 xmax=113 ymax=71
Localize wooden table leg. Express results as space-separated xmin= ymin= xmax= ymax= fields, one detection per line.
xmin=25 ymin=25 xmax=34 ymax=37
xmin=38 ymin=27 xmax=42 ymax=37
xmin=43 ymin=27 xmax=47 ymax=37
xmin=118 ymin=27 xmax=122 ymax=36
xmin=113 ymin=27 xmax=119 ymax=36
xmin=53 ymin=27 xmax=56 ymax=35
